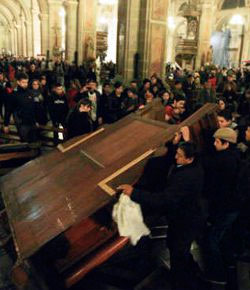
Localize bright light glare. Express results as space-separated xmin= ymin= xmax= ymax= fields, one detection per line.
xmin=168 ymin=17 xmax=176 ymax=29
xmin=59 ymin=8 xmax=65 ymax=17
xmin=229 ymin=14 xmax=244 ymax=25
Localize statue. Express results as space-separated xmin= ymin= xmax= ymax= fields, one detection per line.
xmin=206 ymin=45 xmax=213 ymax=65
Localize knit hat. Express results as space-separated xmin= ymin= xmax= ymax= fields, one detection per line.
xmin=213 ymin=128 xmax=237 ymax=144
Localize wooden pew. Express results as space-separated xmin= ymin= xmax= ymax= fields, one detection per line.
xmin=1 ymin=103 xmax=218 ymax=289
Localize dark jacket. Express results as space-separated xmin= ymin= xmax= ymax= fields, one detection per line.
xmin=48 ymin=92 xmax=69 ymax=125
xmin=106 ymin=92 xmax=125 ymax=123
xmin=131 ymin=149 xmax=204 ymax=225
xmin=67 ymin=109 xmax=92 ymax=139
xmin=203 ymin=147 xmax=241 ymax=216
xmin=4 ymin=86 xmax=36 ymax=126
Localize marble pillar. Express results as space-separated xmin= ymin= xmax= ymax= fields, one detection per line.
xmin=138 ymin=0 xmax=169 ymax=78
xmin=40 ymin=13 xmax=49 ymax=55
xmin=77 ymin=0 xmax=97 ymax=64
xmin=48 ymin=0 xmax=63 ymax=57
xmin=26 ymin=21 xmax=33 ymax=57
xmin=196 ymin=0 xmax=215 ymax=68
xmin=64 ymin=0 xmax=78 ymax=63
xmin=117 ymin=0 xmax=141 ymax=82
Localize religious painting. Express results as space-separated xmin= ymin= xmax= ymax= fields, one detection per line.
xmin=152 ymin=0 xmax=168 ymax=21
xmin=149 ymin=24 xmax=165 ymax=76
xmin=83 ymin=33 xmax=96 ymax=60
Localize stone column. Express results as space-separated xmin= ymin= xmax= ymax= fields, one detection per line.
xmin=242 ymin=8 xmax=250 ymax=62
xmin=64 ymin=0 xmax=78 ymax=63
xmin=138 ymin=0 xmax=169 ymax=79
xmin=77 ymin=0 xmax=97 ymax=64
xmin=196 ymin=0 xmax=216 ymax=68
xmin=117 ymin=0 xmax=141 ymax=82
xmin=48 ymin=0 xmax=63 ymax=57
xmin=40 ymin=13 xmax=49 ymax=55
xmin=26 ymin=21 xmax=33 ymax=56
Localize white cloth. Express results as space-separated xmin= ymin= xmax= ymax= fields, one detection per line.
xmin=112 ymin=194 xmax=150 ymax=245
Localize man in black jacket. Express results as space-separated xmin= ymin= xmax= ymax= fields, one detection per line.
xmin=3 ymin=72 xmax=38 ymax=143
xmin=118 ymin=138 xmax=205 ymax=290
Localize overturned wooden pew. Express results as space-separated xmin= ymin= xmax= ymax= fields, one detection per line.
xmin=1 ymin=103 xmax=218 ymax=289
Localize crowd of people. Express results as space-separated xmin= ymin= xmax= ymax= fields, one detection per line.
xmin=0 ymin=56 xmax=250 ymax=290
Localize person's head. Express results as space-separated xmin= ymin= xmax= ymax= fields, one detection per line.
xmin=78 ymin=98 xmax=92 ymax=113
xmin=224 ymin=83 xmax=232 ymax=91
xmin=151 ymin=74 xmax=158 ymax=85
xmin=31 ymin=79 xmax=40 ymax=90
xmin=0 ymin=71 xmax=4 ymax=81
xmin=16 ymin=72 xmax=29 ymax=89
xmin=103 ymin=82 xmax=111 ymax=95
xmin=127 ymin=88 xmax=137 ymax=98
xmin=217 ymin=110 xmax=232 ymax=128
xmin=245 ymin=89 xmax=250 ymax=101
xmin=227 ymin=74 xmax=234 ymax=82
xmin=114 ymin=81 xmax=123 ymax=95
xmin=173 ymin=95 xmax=186 ymax=110
xmin=245 ymin=119 xmax=250 ymax=143
xmin=187 ymin=74 xmax=194 ymax=83
xmin=152 ymin=85 xmax=159 ymax=95
xmin=217 ymin=98 xmax=226 ymax=111
xmin=53 ymin=83 xmax=64 ymax=95
xmin=40 ymin=75 xmax=47 ymax=86
xmin=30 ymin=63 xmax=36 ymax=72
xmin=213 ymin=128 xmax=237 ymax=151
xmin=175 ymin=142 xmax=197 ymax=165
xmin=161 ymin=90 xmax=171 ymax=102
xmin=175 ymin=80 xmax=182 ymax=90
xmin=145 ymin=89 xmax=154 ymax=102
xmin=87 ymin=79 xmax=97 ymax=92
xmin=130 ymin=80 xmax=137 ymax=89
xmin=143 ymin=78 xmax=151 ymax=90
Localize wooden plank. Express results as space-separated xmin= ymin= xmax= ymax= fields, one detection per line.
xmin=98 ymin=149 xmax=156 ymax=196
xmin=57 ymin=128 xmax=105 ymax=153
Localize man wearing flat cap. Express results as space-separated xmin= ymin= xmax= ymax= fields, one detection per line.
xmin=202 ymin=127 xmax=241 ymax=285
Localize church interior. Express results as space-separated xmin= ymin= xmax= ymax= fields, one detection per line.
xmin=0 ymin=0 xmax=250 ymax=290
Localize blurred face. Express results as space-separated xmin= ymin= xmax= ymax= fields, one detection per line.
xmin=227 ymin=75 xmax=233 ymax=82
xmin=130 ymin=82 xmax=137 ymax=89
xmin=175 ymin=100 xmax=185 ymax=109
xmin=17 ymin=78 xmax=29 ymax=89
xmin=217 ymin=116 xmax=231 ymax=128
xmin=175 ymin=83 xmax=182 ymax=90
xmin=32 ymin=81 xmax=40 ymax=90
xmin=175 ymin=148 xmax=193 ymax=165
xmin=79 ymin=104 xmax=91 ymax=113
xmin=151 ymin=76 xmax=157 ymax=85
xmin=30 ymin=64 xmax=36 ymax=71
xmin=54 ymin=86 xmax=64 ymax=95
xmin=0 ymin=73 xmax=4 ymax=81
xmin=214 ymin=138 xmax=228 ymax=151
xmin=245 ymin=126 xmax=250 ymax=142
xmin=40 ymin=79 xmax=46 ymax=86
xmin=115 ymin=85 xmax=123 ymax=95
xmin=103 ymin=84 xmax=111 ymax=94
xmin=127 ymin=91 xmax=134 ymax=98
xmin=144 ymin=81 xmax=151 ymax=90
xmin=218 ymin=100 xmax=226 ymax=110
xmin=145 ymin=90 xmax=153 ymax=101
xmin=89 ymin=81 xmax=96 ymax=91
xmin=162 ymin=92 xmax=170 ymax=101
